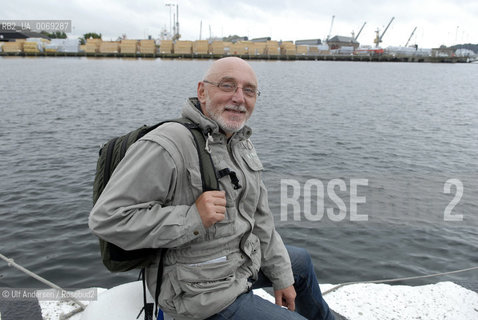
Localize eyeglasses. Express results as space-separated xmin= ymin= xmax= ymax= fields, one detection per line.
xmin=203 ymin=80 xmax=261 ymax=97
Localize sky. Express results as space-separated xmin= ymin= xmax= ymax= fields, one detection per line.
xmin=3 ymin=0 xmax=477 ymax=48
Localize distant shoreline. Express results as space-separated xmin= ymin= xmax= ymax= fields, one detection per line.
xmin=0 ymin=51 xmax=471 ymax=63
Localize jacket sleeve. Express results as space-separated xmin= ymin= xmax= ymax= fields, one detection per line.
xmin=253 ymin=180 xmax=294 ymax=291
xmin=89 ymin=138 xmax=206 ymax=251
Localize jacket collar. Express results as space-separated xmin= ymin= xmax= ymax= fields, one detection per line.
xmin=182 ymin=97 xmax=252 ymax=141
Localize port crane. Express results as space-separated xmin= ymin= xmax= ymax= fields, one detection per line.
xmin=404 ymin=26 xmax=417 ymax=47
xmin=353 ymin=22 xmax=367 ymax=41
xmin=374 ymin=17 xmax=395 ymax=47
xmin=326 ymin=15 xmax=335 ymax=42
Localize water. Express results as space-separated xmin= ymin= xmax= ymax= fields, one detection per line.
xmin=0 ymin=57 xmax=477 ymax=292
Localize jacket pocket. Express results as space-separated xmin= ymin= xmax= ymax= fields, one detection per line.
xmin=211 ymin=207 xmax=236 ymax=238
xmin=157 ymin=267 xmax=183 ymax=314
xmin=242 ymin=152 xmax=263 ymax=172
xmin=176 ymin=258 xmax=236 ymax=295
xmin=163 ymin=257 xmax=242 ymax=318
xmin=242 ymin=233 xmax=262 ymax=280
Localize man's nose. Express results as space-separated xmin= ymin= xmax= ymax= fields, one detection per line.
xmin=231 ymin=86 xmax=246 ymax=104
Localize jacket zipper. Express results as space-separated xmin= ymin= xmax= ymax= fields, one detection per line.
xmin=227 ymin=139 xmax=254 ymax=231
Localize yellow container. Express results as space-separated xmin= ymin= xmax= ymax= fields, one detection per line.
xmin=23 ymin=42 xmax=41 ymax=53
xmin=86 ymin=38 xmax=102 ymax=46
xmin=120 ymin=45 xmax=137 ymax=54
xmin=265 ymin=40 xmax=279 ymax=56
xmin=296 ymin=45 xmax=308 ymax=55
xmin=230 ymin=43 xmax=246 ymax=55
xmin=159 ymin=45 xmax=173 ymax=53
xmin=210 ymin=41 xmax=225 ymax=55
xmin=120 ymin=40 xmax=138 ymax=54
xmin=193 ymin=40 xmax=209 ymax=54
xmin=139 ymin=46 xmax=156 ymax=54
xmin=280 ymin=42 xmax=296 ymax=55
xmin=249 ymin=42 xmax=266 ymax=55
xmin=266 ymin=47 xmax=280 ymax=56
xmin=85 ymin=39 xmax=102 ymax=53
xmin=23 ymin=42 xmax=40 ymax=50
xmin=159 ymin=40 xmax=173 ymax=53
xmin=139 ymin=39 xmax=156 ymax=54
xmin=2 ymin=42 xmax=23 ymax=53
xmin=309 ymin=46 xmax=319 ymax=54
xmin=160 ymin=40 xmax=173 ymax=46
xmin=174 ymin=40 xmax=193 ymax=54
xmin=121 ymin=39 xmax=138 ymax=45
xmin=266 ymin=40 xmax=279 ymax=47
xmin=139 ymin=40 xmax=155 ymax=47
xmin=99 ymin=42 xmax=120 ymax=53
xmin=85 ymin=43 xmax=99 ymax=53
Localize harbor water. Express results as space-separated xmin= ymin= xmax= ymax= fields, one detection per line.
xmin=0 ymin=57 xmax=477 ymax=292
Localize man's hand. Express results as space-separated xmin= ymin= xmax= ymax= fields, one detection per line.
xmin=195 ymin=191 xmax=227 ymax=228
xmin=274 ymin=285 xmax=296 ymax=311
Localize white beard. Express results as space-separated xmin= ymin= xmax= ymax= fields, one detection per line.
xmin=205 ymin=97 xmax=249 ymax=134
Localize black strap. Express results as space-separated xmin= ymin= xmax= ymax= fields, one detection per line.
xmin=137 ymin=268 xmax=154 ymax=320
xmin=218 ymin=168 xmax=242 ymax=190
xmin=154 ymin=249 xmax=167 ymax=318
xmin=103 ymin=137 xmax=118 ymax=189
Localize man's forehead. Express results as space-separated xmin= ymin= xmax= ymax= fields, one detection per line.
xmin=206 ymin=59 xmax=257 ymax=84
xmin=217 ymin=76 xmax=257 ymax=86
xmin=209 ymin=70 xmax=257 ymax=86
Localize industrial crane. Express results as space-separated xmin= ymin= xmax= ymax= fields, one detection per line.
xmin=354 ymin=22 xmax=367 ymax=41
xmin=405 ymin=26 xmax=417 ymax=47
xmin=374 ymin=17 xmax=395 ymax=47
xmin=326 ymin=15 xmax=335 ymax=42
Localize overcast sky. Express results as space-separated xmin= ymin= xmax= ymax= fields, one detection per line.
xmin=3 ymin=0 xmax=477 ymax=48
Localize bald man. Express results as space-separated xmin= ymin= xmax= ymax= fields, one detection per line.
xmin=90 ymin=57 xmax=334 ymax=320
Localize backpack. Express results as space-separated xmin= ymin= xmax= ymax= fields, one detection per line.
xmin=92 ymin=118 xmax=218 ymax=272
xmin=92 ymin=118 xmax=219 ymax=319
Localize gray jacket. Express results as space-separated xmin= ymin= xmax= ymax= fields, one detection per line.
xmin=89 ymin=98 xmax=294 ymax=319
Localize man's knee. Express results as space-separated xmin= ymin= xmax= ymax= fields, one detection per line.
xmin=286 ymin=246 xmax=313 ymax=272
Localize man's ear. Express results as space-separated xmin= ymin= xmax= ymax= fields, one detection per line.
xmin=197 ymin=82 xmax=207 ymax=105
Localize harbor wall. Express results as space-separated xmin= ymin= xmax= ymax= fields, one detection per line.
xmin=0 ymin=51 xmax=469 ymax=63
xmin=0 ymin=38 xmax=470 ymax=63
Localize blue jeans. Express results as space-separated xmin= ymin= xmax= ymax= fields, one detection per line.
xmin=206 ymin=246 xmax=335 ymax=320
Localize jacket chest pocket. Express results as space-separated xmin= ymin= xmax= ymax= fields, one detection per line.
xmin=242 ymin=151 xmax=263 ymax=172
xmin=238 ymin=151 xmax=263 ymax=216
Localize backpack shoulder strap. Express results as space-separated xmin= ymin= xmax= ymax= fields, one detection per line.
xmin=166 ymin=118 xmax=219 ymax=192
